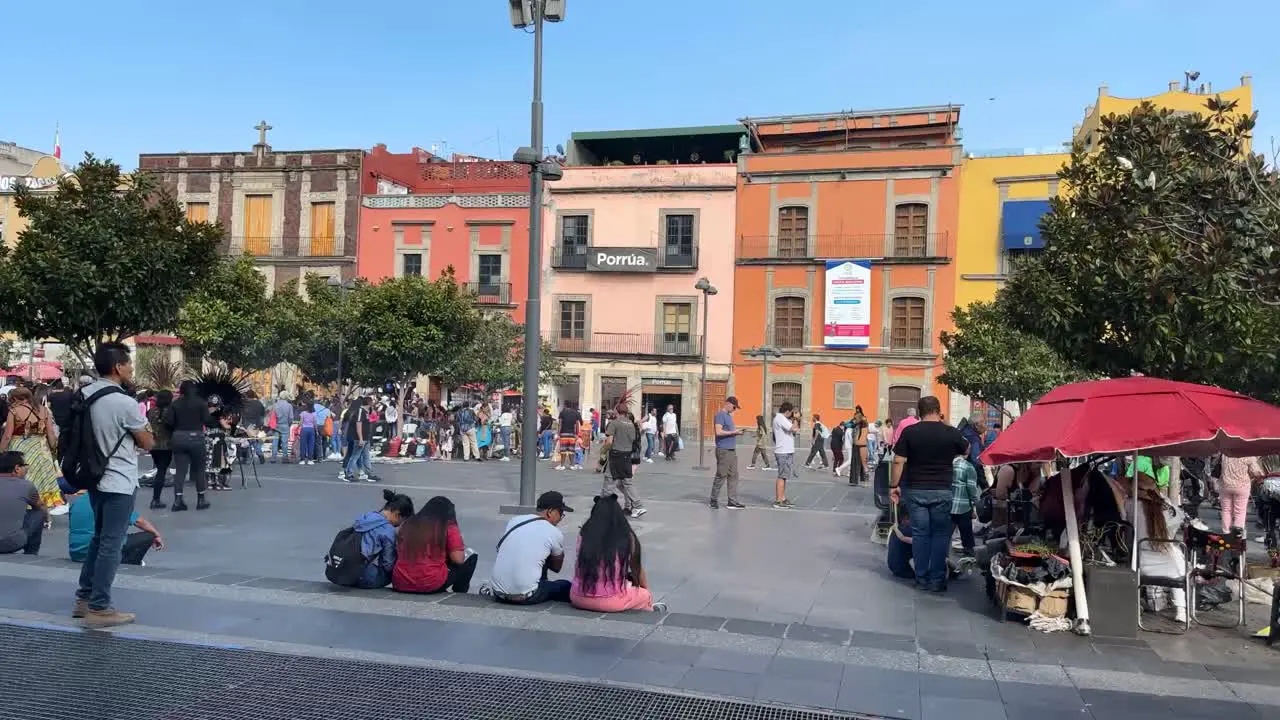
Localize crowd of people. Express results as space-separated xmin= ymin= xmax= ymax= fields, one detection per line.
xmin=323 ymin=488 xmax=666 ymax=614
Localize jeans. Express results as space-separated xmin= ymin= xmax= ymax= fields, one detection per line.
xmin=905 ymin=487 xmax=954 ymax=589
xmin=170 ymin=431 xmax=207 ymax=496
xmin=121 ymin=531 xmax=156 ymax=565
xmin=644 ymin=432 xmax=656 ymax=458
xmin=344 ymin=441 xmax=372 ymax=476
xmin=495 ymin=578 xmax=572 ymax=605
xmin=499 ymin=426 xmax=511 ymax=454
xmin=887 ymin=531 xmax=915 ymax=579
xmin=663 ymin=433 xmax=679 ymax=460
xmin=711 ymin=448 xmax=739 ymax=504
xmin=331 ymin=429 xmax=343 ymax=456
xmin=299 ymin=427 xmax=316 ymax=461
xmin=539 ymin=430 xmax=554 ymax=458
xmin=149 ymin=449 xmax=172 ymax=503
xmin=77 ymin=489 xmax=136 ymax=610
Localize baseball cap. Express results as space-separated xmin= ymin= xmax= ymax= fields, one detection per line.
xmin=725 ymin=396 xmax=740 ymax=409
xmin=536 ymin=490 xmax=574 ymax=513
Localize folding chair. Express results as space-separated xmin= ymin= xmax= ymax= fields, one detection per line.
xmin=1136 ymin=537 xmax=1191 ymax=634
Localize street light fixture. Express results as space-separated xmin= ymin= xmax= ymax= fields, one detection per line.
xmin=746 ymin=344 xmax=783 ymax=423
xmin=507 ymin=0 xmax=565 ymax=513
xmin=693 ymin=277 xmax=718 ymax=471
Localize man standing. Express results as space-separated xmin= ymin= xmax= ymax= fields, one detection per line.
xmin=772 ymin=403 xmax=798 ymax=508
xmin=555 ymin=402 xmax=582 ymax=471
xmin=498 ymin=407 xmax=514 ymax=462
xmin=602 ymin=411 xmax=645 ymax=517
xmin=890 ymin=396 xmax=966 ymax=593
xmin=661 ymin=404 xmax=680 ymax=461
xmin=456 ymin=403 xmax=479 ymax=461
xmin=709 ymin=397 xmax=746 ymax=510
xmin=75 ymin=342 xmax=155 ymax=627
xmin=271 ymin=392 xmax=295 ymax=463
xmin=804 ymin=414 xmax=829 ymax=470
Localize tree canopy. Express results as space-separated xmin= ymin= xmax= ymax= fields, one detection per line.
xmin=999 ymin=99 xmax=1280 ymax=403
xmin=939 ymin=301 xmax=1087 ymax=415
xmin=436 ymin=311 xmax=564 ymax=395
xmin=176 ymin=256 xmax=275 ymax=371
xmin=272 ymin=274 xmax=354 ymax=387
xmin=0 ymin=155 xmax=221 ymax=356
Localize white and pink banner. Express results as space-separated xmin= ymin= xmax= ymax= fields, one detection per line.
xmin=823 ymin=260 xmax=871 ymax=348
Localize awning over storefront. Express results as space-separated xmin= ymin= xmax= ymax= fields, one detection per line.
xmin=1000 ymin=199 xmax=1051 ymax=250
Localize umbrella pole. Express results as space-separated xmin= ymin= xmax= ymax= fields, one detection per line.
xmin=1061 ymin=465 xmax=1090 ymax=635
xmin=1130 ymin=452 xmax=1139 ymax=572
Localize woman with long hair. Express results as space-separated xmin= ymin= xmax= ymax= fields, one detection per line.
xmin=146 ymin=391 xmax=174 ymax=510
xmin=392 ymin=496 xmax=477 ymax=593
xmin=161 ymin=380 xmax=214 ymax=510
xmin=748 ymin=414 xmax=772 ymax=470
xmin=1 ymin=387 xmax=63 ymax=514
xmin=569 ymin=495 xmax=665 ymax=613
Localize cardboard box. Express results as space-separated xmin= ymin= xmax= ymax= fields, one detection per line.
xmin=1038 ymin=590 xmax=1070 ymax=618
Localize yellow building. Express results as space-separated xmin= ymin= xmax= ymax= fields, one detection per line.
xmin=950 ymin=75 xmax=1254 ymax=420
xmin=0 ymin=142 xmax=64 ymax=247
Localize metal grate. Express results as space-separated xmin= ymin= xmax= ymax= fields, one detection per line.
xmin=0 ymin=623 xmax=884 ymax=720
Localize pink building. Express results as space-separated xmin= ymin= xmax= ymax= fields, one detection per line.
xmin=541 ymin=125 xmax=744 ymax=439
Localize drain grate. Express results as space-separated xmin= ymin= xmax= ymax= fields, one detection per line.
xmin=0 ymin=623 xmax=885 ymax=720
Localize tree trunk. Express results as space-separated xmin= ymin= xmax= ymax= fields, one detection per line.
xmin=395 ymin=376 xmax=412 ymax=438
xmin=1163 ymin=455 xmax=1182 ymax=506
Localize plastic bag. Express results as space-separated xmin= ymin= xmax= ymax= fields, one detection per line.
xmin=1196 ymin=580 xmax=1233 ymax=611
xmin=677 ymin=436 xmax=684 ymax=450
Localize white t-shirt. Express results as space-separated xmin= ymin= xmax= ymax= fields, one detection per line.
xmin=490 ymin=514 xmax=565 ymax=596
xmin=385 ymin=406 xmax=399 ymax=424
xmin=499 ymin=411 xmax=513 ymax=428
xmin=662 ymin=411 xmax=679 ymax=435
xmin=642 ymin=414 xmax=657 ymax=433
xmin=773 ymin=412 xmax=796 ymax=455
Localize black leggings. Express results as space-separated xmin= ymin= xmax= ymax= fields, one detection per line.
xmin=150 ymin=450 xmax=172 ymax=502
xmin=171 ymin=431 xmax=207 ymax=496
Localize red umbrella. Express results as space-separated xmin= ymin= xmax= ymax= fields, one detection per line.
xmin=7 ymin=361 xmax=64 ymax=382
xmin=980 ymin=376 xmax=1280 ymax=465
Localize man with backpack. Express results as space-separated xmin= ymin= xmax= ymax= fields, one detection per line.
xmin=65 ymin=343 xmax=155 ymax=628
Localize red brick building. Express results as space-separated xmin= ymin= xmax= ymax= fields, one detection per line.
xmin=138 ymin=122 xmax=364 ymax=291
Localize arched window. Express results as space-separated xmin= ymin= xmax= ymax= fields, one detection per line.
xmin=890 ymin=297 xmax=927 ymax=350
xmin=893 ymin=203 xmax=928 ymax=257
xmin=777 ymin=206 xmax=809 ymax=258
xmin=773 ymin=296 xmax=806 ymax=348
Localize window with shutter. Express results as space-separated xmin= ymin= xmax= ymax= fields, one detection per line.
xmin=777 ymin=207 xmax=809 ymax=258
xmin=559 ymin=300 xmax=586 ymax=339
xmin=890 ymin=297 xmax=927 ymax=350
xmin=893 ymin=203 xmax=928 ymax=257
xmin=771 ymin=382 xmax=802 ymax=417
xmin=773 ymin=297 xmax=806 ymax=349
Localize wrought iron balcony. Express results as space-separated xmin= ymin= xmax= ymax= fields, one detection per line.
xmin=464 ymin=281 xmax=514 ymax=306
xmin=736 ymin=232 xmax=952 ymax=261
xmin=548 ymin=332 xmax=702 ymax=358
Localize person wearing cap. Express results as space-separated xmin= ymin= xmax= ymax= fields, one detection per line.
xmin=482 ymin=491 xmax=574 ymax=605
xmin=709 ymin=397 xmax=747 ymax=509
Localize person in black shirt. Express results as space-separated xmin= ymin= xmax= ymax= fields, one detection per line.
xmin=48 ymin=379 xmax=74 ymax=436
xmin=239 ymin=391 xmax=267 ymax=464
xmin=161 ymin=381 xmax=216 ymax=511
xmin=889 ymin=396 xmax=966 ymax=593
xmin=538 ymin=408 xmax=554 ymax=459
xmin=556 ymin=403 xmax=582 ymax=470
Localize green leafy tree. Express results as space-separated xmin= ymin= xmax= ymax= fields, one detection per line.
xmin=0 ymin=154 xmax=221 ymax=357
xmin=1000 ymin=99 xmax=1280 ymax=404
xmin=176 ymin=256 xmax=276 ymax=371
xmin=940 ymin=301 xmax=1087 ymax=416
xmin=346 ymin=273 xmax=481 ymax=431
xmin=437 ymin=311 xmax=564 ymax=395
xmin=271 ymin=274 xmax=353 ymax=389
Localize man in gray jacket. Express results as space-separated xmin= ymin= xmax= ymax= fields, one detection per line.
xmin=272 ymin=393 xmax=295 ymax=463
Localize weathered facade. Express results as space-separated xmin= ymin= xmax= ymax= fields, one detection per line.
xmin=138 ymin=123 xmax=364 ymax=291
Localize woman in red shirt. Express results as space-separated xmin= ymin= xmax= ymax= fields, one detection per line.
xmin=392 ymin=496 xmax=477 ymax=593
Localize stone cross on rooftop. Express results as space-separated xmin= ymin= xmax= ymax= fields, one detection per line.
xmin=254 ymin=120 xmax=272 ymax=146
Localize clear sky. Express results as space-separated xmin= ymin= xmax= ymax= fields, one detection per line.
xmin=6 ymin=0 xmax=1276 ymax=168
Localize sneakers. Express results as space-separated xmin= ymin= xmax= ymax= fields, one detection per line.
xmin=341 ymin=472 xmax=352 ymax=482
xmin=501 ymin=456 xmax=511 ymax=462
xmin=726 ymin=501 xmax=746 ymax=510
xmin=644 ymin=458 xmax=654 ymax=464
xmin=478 ymin=583 xmax=494 ymax=598
xmin=708 ymin=499 xmax=719 ymax=509
xmin=747 ymin=465 xmax=757 ymax=470
xmin=359 ymin=474 xmax=374 ymax=483
xmin=571 ymin=465 xmax=583 ymax=471
xmin=772 ymin=499 xmax=795 ymax=509
xmin=554 ymin=465 xmax=565 ymax=471
xmin=82 ymin=607 xmax=136 ymax=629
xmin=630 ymin=508 xmax=648 ymax=519
xmin=49 ymin=504 xmax=70 ymax=516
xmin=652 ymin=602 xmax=668 ymax=613
xmin=72 ymin=599 xmax=88 ymax=618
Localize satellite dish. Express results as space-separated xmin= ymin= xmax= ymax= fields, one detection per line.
xmin=555 ymin=144 xmax=565 ymax=155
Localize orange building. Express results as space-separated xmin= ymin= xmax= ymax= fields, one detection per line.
xmin=356 ymin=145 xmax=531 ymax=322
xmin=733 ymin=106 xmax=961 ymax=427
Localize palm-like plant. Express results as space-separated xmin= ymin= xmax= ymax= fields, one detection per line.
xmin=139 ymin=352 xmax=185 ymax=390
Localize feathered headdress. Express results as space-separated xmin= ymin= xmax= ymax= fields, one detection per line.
xmin=192 ymin=366 xmax=251 ymax=414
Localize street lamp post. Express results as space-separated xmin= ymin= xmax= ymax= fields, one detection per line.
xmin=507 ymin=0 xmax=565 ymax=512
xmin=746 ymin=345 xmax=783 ymax=422
xmin=693 ymin=277 xmax=718 ymax=471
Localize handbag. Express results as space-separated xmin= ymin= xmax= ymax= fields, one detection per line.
xmin=976 ymin=489 xmax=994 ymax=524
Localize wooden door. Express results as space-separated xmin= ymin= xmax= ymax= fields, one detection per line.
xmin=701 ymin=379 xmax=727 ymax=439
xmin=893 ymin=203 xmax=928 ymax=256
xmin=888 ymin=386 xmax=921 ymax=426
xmin=244 ymin=195 xmax=273 ymax=256
xmin=310 ymin=202 xmax=335 ymax=256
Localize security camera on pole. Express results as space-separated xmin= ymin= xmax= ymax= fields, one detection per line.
xmin=505 ymin=0 xmax=565 ymax=513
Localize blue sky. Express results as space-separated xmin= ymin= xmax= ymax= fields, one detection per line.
xmin=7 ymin=0 xmax=1276 ymax=168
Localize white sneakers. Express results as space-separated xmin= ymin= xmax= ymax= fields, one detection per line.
xmin=630 ymin=508 xmax=647 ymax=518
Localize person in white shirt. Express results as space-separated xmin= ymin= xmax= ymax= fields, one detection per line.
xmin=661 ymin=405 xmax=680 ymax=461
xmin=498 ymin=409 xmax=514 ymax=461
xmin=482 ymin=491 xmax=574 ymax=605
xmin=772 ymin=404 xmax=798 ymax=508
xmin=642 ymin=410 xmax=658 ymax=462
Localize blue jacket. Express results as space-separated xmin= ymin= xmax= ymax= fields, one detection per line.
xmin=959 ymin=422 xmax=983 ymax=469
xmin=352 ymin=511 xmax=397 ymax=588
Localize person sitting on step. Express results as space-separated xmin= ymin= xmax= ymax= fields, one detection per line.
xmin=569 ymin=494 xmax=665 ymax=613
xmin=0 ymin=451 xmax=46 ymax=556
xmin=63 ymin=478 xmax=164 ymax=566
xmin=482 ymin=491 xmax=573 ymax=605
xmin=392 ymin=496 xmax=477 ymax=594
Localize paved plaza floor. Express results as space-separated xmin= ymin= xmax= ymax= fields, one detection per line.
xmin=1 ymin=453 xmax=1277 ymax=719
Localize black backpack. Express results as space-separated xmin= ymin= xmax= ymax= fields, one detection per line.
xmin=59 ymin=386 xmax=128 ymax=491
xmin=324 ymin=527 xmax=368 ymax=586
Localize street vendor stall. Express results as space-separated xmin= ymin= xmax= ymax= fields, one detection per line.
xmin=980 ymin=377 xmax=1280 ymax=637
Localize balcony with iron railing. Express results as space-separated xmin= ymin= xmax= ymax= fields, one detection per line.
xmin=735 ymin=232 xmax=951 ymax=262
xmin=549 ymin=245 xmax=700 ymax=271
xmin=547 ymin=332 xmax=702 ymax=358
xmin=463 ymin=281 xmax=515 ymax=307
xmin=225 ymin=236 xmax=348 ymax=259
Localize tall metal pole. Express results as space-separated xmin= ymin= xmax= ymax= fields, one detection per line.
xmin=517 ymin=2 xmax=546 ymax=509
xmin=761 ymin=354 xmax=769 ymax=421
xmin=694 ymin=292 xmax=711 ymax=470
